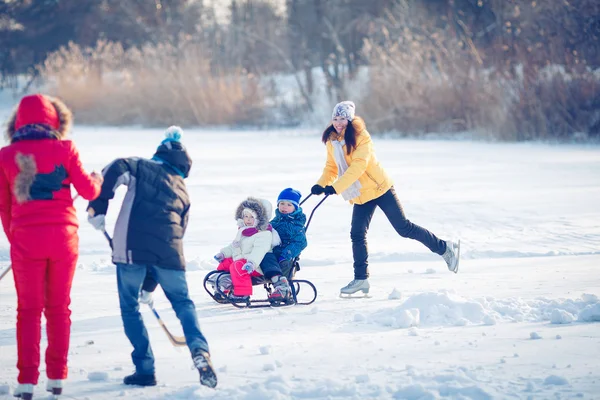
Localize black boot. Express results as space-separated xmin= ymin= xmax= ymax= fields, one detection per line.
xmin=123 ymin=372 xmax=157 ymax=386
xmin=192 ymin=350 xmax=218 ymax=389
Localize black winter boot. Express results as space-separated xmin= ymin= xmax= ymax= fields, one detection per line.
xmin=123 ymin=372 xmax=157 ymax=386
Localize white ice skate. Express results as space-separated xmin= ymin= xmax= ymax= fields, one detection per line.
xmin=339 ymin=279 xmax=370 ymax=298
xmin=442 ymin=240 xmax=461 ymax=273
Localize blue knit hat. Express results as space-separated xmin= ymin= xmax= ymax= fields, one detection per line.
xmin=152 ymin=125 xmax=189 ymax=178
xmin=277 ymin=188 xmax=301 ymax=210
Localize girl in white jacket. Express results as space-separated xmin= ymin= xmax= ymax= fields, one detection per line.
xmin=214 ymin=197 xmax=276 ymax=302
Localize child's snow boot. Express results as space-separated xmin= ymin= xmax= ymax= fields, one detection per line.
xmin=268 ymin=275 xmax=294 ymax=305
xmin=192 ymin=350 xmax=217 ymax=389
xmin=227 ymin=293 xmax=250 ymax=305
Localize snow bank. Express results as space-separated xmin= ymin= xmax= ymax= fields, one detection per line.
xmin=367 ymin=292 xmax=600 ymax=329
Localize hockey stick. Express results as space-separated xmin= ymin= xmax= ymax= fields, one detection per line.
xmin=148 ymin=303 xmax=187 ymax=346
xmin=0 ymin=265 xmax=11 ymax=282
xmin=102 ymin=230 xmax=186 ymax=347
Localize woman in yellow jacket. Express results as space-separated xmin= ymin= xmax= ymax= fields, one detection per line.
xmin=311 ymin=101 xmax=460 ymax=296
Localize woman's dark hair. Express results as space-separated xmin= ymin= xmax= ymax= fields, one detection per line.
xmin=321 ymin=121 xmax=357 ymax=155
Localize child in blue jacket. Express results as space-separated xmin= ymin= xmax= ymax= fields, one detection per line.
xmin=270 ymin=188 xmax=308 ymax=278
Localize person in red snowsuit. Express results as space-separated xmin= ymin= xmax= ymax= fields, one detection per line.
xmin=0 ymin=94 xmax=102 ymax=399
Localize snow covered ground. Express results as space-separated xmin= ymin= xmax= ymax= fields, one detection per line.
xmin=0 ymin=127 xmax=599 ymax=399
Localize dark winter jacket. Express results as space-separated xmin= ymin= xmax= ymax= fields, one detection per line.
xmin=87 ymin=140 xmax=192 ymax=270
xmin=270 ymin=207 xmax=307 ymax=261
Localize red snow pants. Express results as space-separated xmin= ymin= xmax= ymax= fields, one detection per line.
xmin=217 ymin=258 xmax=262 ymax=296
xmin=10 ymin=225 xmax=78 ymax=384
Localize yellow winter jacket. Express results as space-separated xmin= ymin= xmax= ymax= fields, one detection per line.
xmin=316 ymin=117 xmax=393 ymax=205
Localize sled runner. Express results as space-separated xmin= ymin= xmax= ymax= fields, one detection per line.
xmin=203 ymin=194 xmax=328 ymax=309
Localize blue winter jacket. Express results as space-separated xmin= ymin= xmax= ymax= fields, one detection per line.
xmin=270 ymin=207 xmax=307 ymax=261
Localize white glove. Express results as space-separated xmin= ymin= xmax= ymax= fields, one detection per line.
xmin=214 ymin=253 xmax=225 ymax=262
xmin=88 ymin=214 xmax=106 ymax=231
xmin=138 ymin=290 xmax=153 ymax=305
xmin=242 ymin=261 xmax=256 ymax=273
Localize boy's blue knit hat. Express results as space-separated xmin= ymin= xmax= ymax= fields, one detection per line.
xmin=277 ymin=188 xmax=301 ymax=210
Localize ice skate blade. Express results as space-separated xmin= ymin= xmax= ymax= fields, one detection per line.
xmin=339 ymin=292 xmax=371 ymax=299
xmin=451 ymin=239 xmax=461 ymax=274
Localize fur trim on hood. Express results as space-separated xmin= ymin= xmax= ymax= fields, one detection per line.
xmin=235 ymin=197 xmax=270 ymax=231
xmin=5 ymin=95 xmax=72 ymax=142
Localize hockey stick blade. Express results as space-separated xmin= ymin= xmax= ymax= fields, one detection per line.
xmin=149 ymin=305 xmax=187 ymax=347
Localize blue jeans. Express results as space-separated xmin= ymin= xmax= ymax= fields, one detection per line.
xmin=116 ymin=263 xmax=209 ymax=374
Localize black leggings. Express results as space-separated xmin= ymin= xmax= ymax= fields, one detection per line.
xmin=350 ymin=186 xmax=446 ymax=280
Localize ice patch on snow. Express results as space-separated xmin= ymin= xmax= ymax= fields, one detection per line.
xmin=260 ymin=345 xmax=271 ymax=355
xmin=439 ymin=385 xmax=492 ymax=399
xmin=87 ymin=371 xmax=109 ymax=381
xmin=388 ymin=288 xmax=402 ymax=300
xmin=530 ymin=332 xmax=542 ymax=340
xmin=353 ymin=313 xmax=366 ymax=322
xmin=0 ymin=384 xmax=9 ymax=395
xmin=581 ymin=293 xmax=598 ymax=303
xmin=290 ymin=379 xmax=358 ymax=398
xmin=550 ymin=309 xmax=575 ymax=324
xmin=263 ymin=363 xmax=276 ymax=371
xmin=393 ymin=384 xmax=436 ymax=400
xmin=372 ymin=308 xmax=419 ymax=329
xmin=544 ymin=375 xmax=569 ymax=385
xmin=578 ymin=303 xmax=600 ymax=322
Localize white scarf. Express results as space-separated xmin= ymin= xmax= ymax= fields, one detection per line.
xmin=331 ymin=139 xmax=362 ymax=201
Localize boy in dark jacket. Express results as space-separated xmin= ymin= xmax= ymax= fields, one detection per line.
xmin=86 ymin=126 xmax=217 ymax=389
